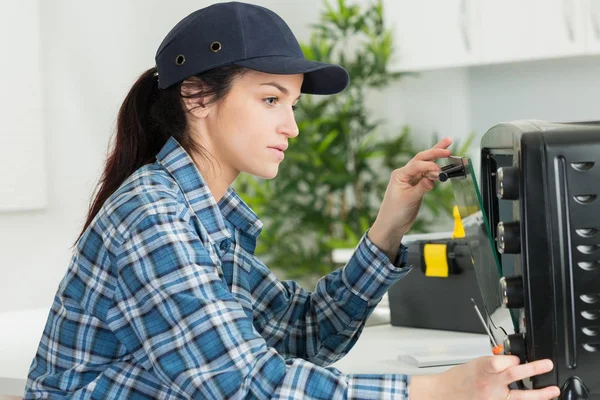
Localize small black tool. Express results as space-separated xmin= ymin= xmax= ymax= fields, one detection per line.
xmin=439 ymin=160 xmax=467 ymax=182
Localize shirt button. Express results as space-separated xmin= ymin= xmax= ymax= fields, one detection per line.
xmin=220 ymin=239 xmax=231 ymax=252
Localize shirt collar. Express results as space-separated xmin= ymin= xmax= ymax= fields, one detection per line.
xmin=155 ymin=136 xmax=263 ymax=242
xmin=218 ymin=187 xmax=263 ymax=238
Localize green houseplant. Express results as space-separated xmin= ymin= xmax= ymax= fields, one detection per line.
xmin=234 ymin=0 xmax=474 ymax=281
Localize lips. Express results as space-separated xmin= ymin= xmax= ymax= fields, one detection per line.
xmin=268 ymin=144 xmax=288 ymax=152
xmin=268 ymin=145 xmax=286 ymax=161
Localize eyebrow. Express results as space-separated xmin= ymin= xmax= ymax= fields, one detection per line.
xmin=260 ymin=82 xmax=302 ymax=101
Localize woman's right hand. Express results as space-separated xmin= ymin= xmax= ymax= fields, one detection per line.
xmin=409 ymin=355 xmax=561 ymax=400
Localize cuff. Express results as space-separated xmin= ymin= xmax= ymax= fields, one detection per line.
xmin=347 ymin=373 xmax=411 ymax=399
xmin=342 ymin=230 xmax=413 ymax=303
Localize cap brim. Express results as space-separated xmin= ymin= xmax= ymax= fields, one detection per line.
xmin=235 ymin=56 xmax=349 ymax=95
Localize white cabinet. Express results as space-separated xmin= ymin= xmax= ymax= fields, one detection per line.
xmin=584 ymin=0 xmax=600 ymax=53
xmin=385 ymin=0 xmax=591 ymax=72
xmin=478 ymin=0 xmax=537 ymax=63
xmin=479 ymin=0 xmax=586 ymax=63
xmin=532 ymin=0 xmax=586 ymax=58
xmin=383 ymin=0 xmax=480 ymax=71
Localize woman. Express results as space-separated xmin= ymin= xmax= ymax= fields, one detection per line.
xmin=25 ymin=2 xmax=560 ymax=399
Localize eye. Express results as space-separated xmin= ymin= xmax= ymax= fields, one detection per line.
xmin=264 ymin=97 xmax=278 ymax=106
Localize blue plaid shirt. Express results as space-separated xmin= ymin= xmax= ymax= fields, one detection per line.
xmin=25 ymin=137 xmax=412 ymax=399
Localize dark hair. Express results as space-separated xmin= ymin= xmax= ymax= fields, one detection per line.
xmin=76 ymin=64 xmax=248 ymax=243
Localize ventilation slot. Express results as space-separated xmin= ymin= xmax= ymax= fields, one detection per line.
xmin=582 ymin=310 xmax=600 ymax=320
xmin=579 ymin=261 xmax=600 ymax=271
xmin=583 ymin=343 xmax=600 ymax=352
xmin=571 ymin=162 xmax=595 ymax=171
xmin=574 ymin=194 xmax=598 ymax=204
xmin=581 ymin=294 xmax=600 ymax=304
xmin=582 ymin=327 xmax=600 ymax=337
xmin=576 ymin=228 xmax=600 ymax=238
xmin=577 ymin=245 xmax=600 ymax=254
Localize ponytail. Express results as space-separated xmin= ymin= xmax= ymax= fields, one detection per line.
xmin=76 ymin=64 xmax=247 ymax=243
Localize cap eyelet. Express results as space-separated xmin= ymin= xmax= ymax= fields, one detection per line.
xmin=175 ymin=54 xmax=186 ymax=66
xmin=210 ymin=41 xmax=222 ymax=53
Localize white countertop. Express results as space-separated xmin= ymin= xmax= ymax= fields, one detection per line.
xmin=331 ymin=324 xmax=491 ymax=375
xmin=0 ymin=308 xmax=491 ymax=396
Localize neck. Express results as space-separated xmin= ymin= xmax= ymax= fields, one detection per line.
xmin=192 ymin=155 xmax=238 ymax=202
xmin=186 ymin=124 xmax=239 ymax=202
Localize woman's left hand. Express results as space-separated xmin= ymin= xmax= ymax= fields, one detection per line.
xmin=368 ymin=137 xmax=452 ymax=258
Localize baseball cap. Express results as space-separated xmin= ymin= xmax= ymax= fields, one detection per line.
xmin=154 ymin=1 xmax=350 ymax=95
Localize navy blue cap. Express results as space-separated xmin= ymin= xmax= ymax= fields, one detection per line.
xmin=155 ymin=1 xmax=349 ymax=95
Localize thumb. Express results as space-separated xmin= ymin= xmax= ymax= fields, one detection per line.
xmin=419 ymin=177 xmax=435 ymax=191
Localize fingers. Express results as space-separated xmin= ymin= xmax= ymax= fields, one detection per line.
xmin=412 ymin=137 xmax=452 ymax=161
xmin=393 ymin=138 xmax=453 ymax=187
xmin=502 ymin=359 xmax=554 ymax=384
xmin=399 ymin=160 xmax=441 ymax=184
xmin=483 ymin=357 xmax=559 ymax=399
xmin=483 ymin=355 xmax=521 ymax=374
xmin=413 ymin=147 xmax=452 ymax=162
xmin=423 ymin=171 xmax=441 ymax=181
xmin=419 ymin=177 xmax=435 ymax=192
xmin=432 ymin=136 xmax=452 ymax=149
xmin=508 ymin=386 xmax=561 ymax=400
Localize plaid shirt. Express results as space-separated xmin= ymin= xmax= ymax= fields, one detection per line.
xmin=25 ymin=137 xmax=412 ymax=399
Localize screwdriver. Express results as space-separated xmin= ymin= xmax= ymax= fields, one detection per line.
xmin=470 ymin=298 xmax=504 ymax=355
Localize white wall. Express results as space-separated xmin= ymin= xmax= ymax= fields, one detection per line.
xmin=469 ymin=55 xmax=600 ymax=135
xmin=371 ymin=68 xmax=472 ymax=146
xmin=0 ymin=0 xmax=322 ymax=313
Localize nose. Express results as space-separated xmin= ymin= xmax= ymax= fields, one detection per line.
xmin=277 ymin=109 xmax=299 ymax=138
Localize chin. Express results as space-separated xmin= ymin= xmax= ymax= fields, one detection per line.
xmin=260 ymin=169 xmax=279 ymax=180
xmin=247 ymin=165 xmax=279 ymax=180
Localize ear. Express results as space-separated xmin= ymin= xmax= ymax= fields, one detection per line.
xmin=180 ymin=77 xmax=212 ymax=119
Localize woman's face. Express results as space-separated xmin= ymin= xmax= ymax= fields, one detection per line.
xmin=192 ymin=70 xmax=302 ymax=182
